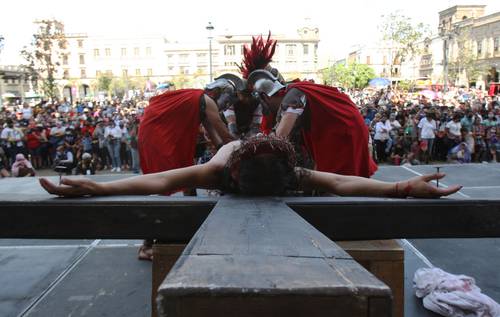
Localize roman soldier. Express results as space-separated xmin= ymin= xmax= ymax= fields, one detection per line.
xmin=138 ymin=86 xmax=235 ymax=177
xmin=247 ymin=68 xmax=378 ymax=178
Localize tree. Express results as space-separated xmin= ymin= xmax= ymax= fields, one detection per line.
xmin=20 ymin=19 xmax=67 ymax=100
xmin=448 ymin=27 xmax=486 ymax=87
xmin=322 ymin=62 xmax=375 ymax=89
xmin=96 ymin=74 xmax=113 ymax=97
xmin=379 ymin=12 xmax=430 ymax=77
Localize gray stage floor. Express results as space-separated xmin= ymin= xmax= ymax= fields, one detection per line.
xmin=1 ymin=164 xmax=499 ymax=317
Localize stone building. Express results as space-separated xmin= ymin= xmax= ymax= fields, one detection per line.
xmin=43 ymin=25 xmax=319 ymax=101
xmin=403 ymin=5 xmax=500 ymax=88
xmin=0 ymin=66 xmax=32 ymax=104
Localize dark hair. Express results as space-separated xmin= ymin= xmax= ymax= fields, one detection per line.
xmin=237 ymin=153 xmax=296 ymax=196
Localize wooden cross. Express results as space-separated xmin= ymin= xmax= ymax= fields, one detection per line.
xmin=1 ymin=176 xmax=500 ymax=317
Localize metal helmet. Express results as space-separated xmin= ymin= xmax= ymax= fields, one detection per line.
xmin=214 ymin=73 xmax=248 ymax=92
xmin=247 ymin=69 xmax=285 ymax=97
xmin=205 ymin=75 xmax=239 ymax=111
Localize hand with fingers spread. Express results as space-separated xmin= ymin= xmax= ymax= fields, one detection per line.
xmin=39 ymin=177 xmax=104 ymax=197
xmin=395 ymin=173 xmax=462 ymax=198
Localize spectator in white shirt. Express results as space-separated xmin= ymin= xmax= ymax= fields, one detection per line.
xmin=374 ymin=114 xmax=391 ymax=162
xmin=104 ymin=121 xmax=123 ymax=172
xmin=418 ymin=112 xmax=437 ymax=163
xmin=21 ymin=102 xmax=32 ymax=121
xmin=446 ymin=114 xmax=462 ymax=150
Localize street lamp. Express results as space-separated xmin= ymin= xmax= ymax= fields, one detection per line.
xmin=206 ymin=22 xmax=214 ymax=82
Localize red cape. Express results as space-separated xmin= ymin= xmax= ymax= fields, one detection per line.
xmin=138 ymin=89 xmax=204 ymax=175
xmin=288 ymin=82 xmax=377 ymax=177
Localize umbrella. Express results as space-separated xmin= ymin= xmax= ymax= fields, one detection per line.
xmin=1 ymin=93 xmax=16 ymax=99
xmin=420 ymin=90 xmax=437 ymax=100
xmin=368 ymin=78 xmax=391 ymax=88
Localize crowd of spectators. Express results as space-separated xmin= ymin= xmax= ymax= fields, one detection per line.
xmin=1 ymin=85 xmax=499 ymax=179
xmin=0 ymin=98 xmax=143 ymax=178
xmin=347 ymin=86 xmax=500 ymax=165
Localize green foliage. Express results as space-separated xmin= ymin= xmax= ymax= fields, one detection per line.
xmin=323 ymin=62 xmax=376 ymax=89
xmin=20 ymin=19 xmax=67 ymax=100
xmin=97 ymin=74 xmax=113 ymax=93
xmin=396 ymin=79 xmax=412 ymax=91
xmin=379 ymin=12 xmax=430 ymax=76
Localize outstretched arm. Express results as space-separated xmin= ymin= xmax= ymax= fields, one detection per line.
xmin=40 ymin=164 xmax=221 ymax=197
xmin=299 ymin=169 xmax=462 ymax=198
xmin=39 ymin=141 xmax=240 ymax=197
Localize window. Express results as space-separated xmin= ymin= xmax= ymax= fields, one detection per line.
xmin=80 ymin=68 xmax=86 ymax=78
xmin=168 ymin=66 xmax=174 ymax=72
xmin=105 ymin=48 xmax=111 ymax=56
xmin=477 ymin=41 xmax=482 ymax=55
xmin=366 ymin=56 xmax=371 ymax=65
xmin=146 ymin=47 xmax=152 ymax=56
xmin=77 ymin=39 xmax=83 ymax=48
xmin=286 ymin=44 xmax=296 ymax=56
xmin=197 ymin=53 xmax=207 ymax=60
xmin=79 ymin=54 xmax=85 ymax=65
xmin=63 ymin=69 xmax=69 ymax=79
xmin=122 ymin=69 xmax=128 ymax=77
xmin=180 ymin=54 xmax=189 ymax=63
xmin=96 ymin=70 xmax=102 ymax=77
xmin=106 ymin=70 xmax=113 ymax=76
xmin=303 ymin=44 xmax=309 ymax=55
xmin=121 ymin=48 xmax=127 ymax=56
xmin=224 ymin=45 xmax=235 ymax=56
xmin=94 ymin=49 xmax=99 ymax=57
xmin=167 ymin=54 xmax=174 ymax=59
xmin=147 ymin=68 xmax=153 ymax=76
xmin=134 ymin=47 xmax=139 ymax=56
xmin=62 ymin=54 xmax=68 ymax=65
xmin=135 ymin=69 xmax=141 ymax=76
xmin=241 ymin=45 xmax=245 ymax=55
xmin=495 ymin=37 xmax=499 ymax=52
xmin=224 ymin=62 xmax=237 ymax=67
xmin=197 ymin=67 xmax=206 ymax=73
xmin=383 ymin=55 xmax=388 ymax=64
xmin=180 ymin=66 xmax=189 ymax=74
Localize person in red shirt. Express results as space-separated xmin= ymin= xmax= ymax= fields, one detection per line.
xmin=26 ymin=127 xmax=42 ymax=169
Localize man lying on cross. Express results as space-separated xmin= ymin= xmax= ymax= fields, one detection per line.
xmin=40 ymin=135 xmax=461 ymax=199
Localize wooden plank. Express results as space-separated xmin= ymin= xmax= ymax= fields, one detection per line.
xmin=2 ymin=177 xmax=500 ymax=240
xmin=0 ymin=196 xmax=215 ymax=241
xmin=286 ymin=197 xmax=500 ymax=239
xmin=152 ymin=244 xmax=186 ymax=317
xmin=157 ymin=197 xmax=392 ymax=317
xmin=338 ymin=240 xmax=404 ymax=317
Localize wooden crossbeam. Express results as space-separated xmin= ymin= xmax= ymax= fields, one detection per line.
xmin=157 ymin=197 xmax=392 ymax=317
xmin=1 ymin=194 xmax=500 ymax=240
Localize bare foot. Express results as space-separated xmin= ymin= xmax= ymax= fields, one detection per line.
xmin=138 ymin=245 xmax=153 ymax=261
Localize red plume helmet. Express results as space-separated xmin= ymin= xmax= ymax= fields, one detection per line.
xmin=238 ymin=32 xmax=277 ymax=79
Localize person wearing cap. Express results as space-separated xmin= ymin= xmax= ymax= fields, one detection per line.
xmin=75 ymin=152 xmax=96 ymax=175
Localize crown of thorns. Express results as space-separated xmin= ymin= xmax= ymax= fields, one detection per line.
xmin=227 ymin=135 xmax=297 ymax=172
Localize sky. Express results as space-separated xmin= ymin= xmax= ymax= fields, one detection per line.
xmin=1 ymin=0 xmax=500 ymax=66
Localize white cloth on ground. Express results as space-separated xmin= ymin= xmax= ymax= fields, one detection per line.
xmin=414 ymin=267 xmax=500 ymax=317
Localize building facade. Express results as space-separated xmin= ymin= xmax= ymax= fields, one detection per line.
xmin=38 ymin=26 xmax=319 ymax=101
xmin=0 ymin=65 xmax=32 ymax=103
xmin=401 ymin=5 xmax=500 ymax=88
